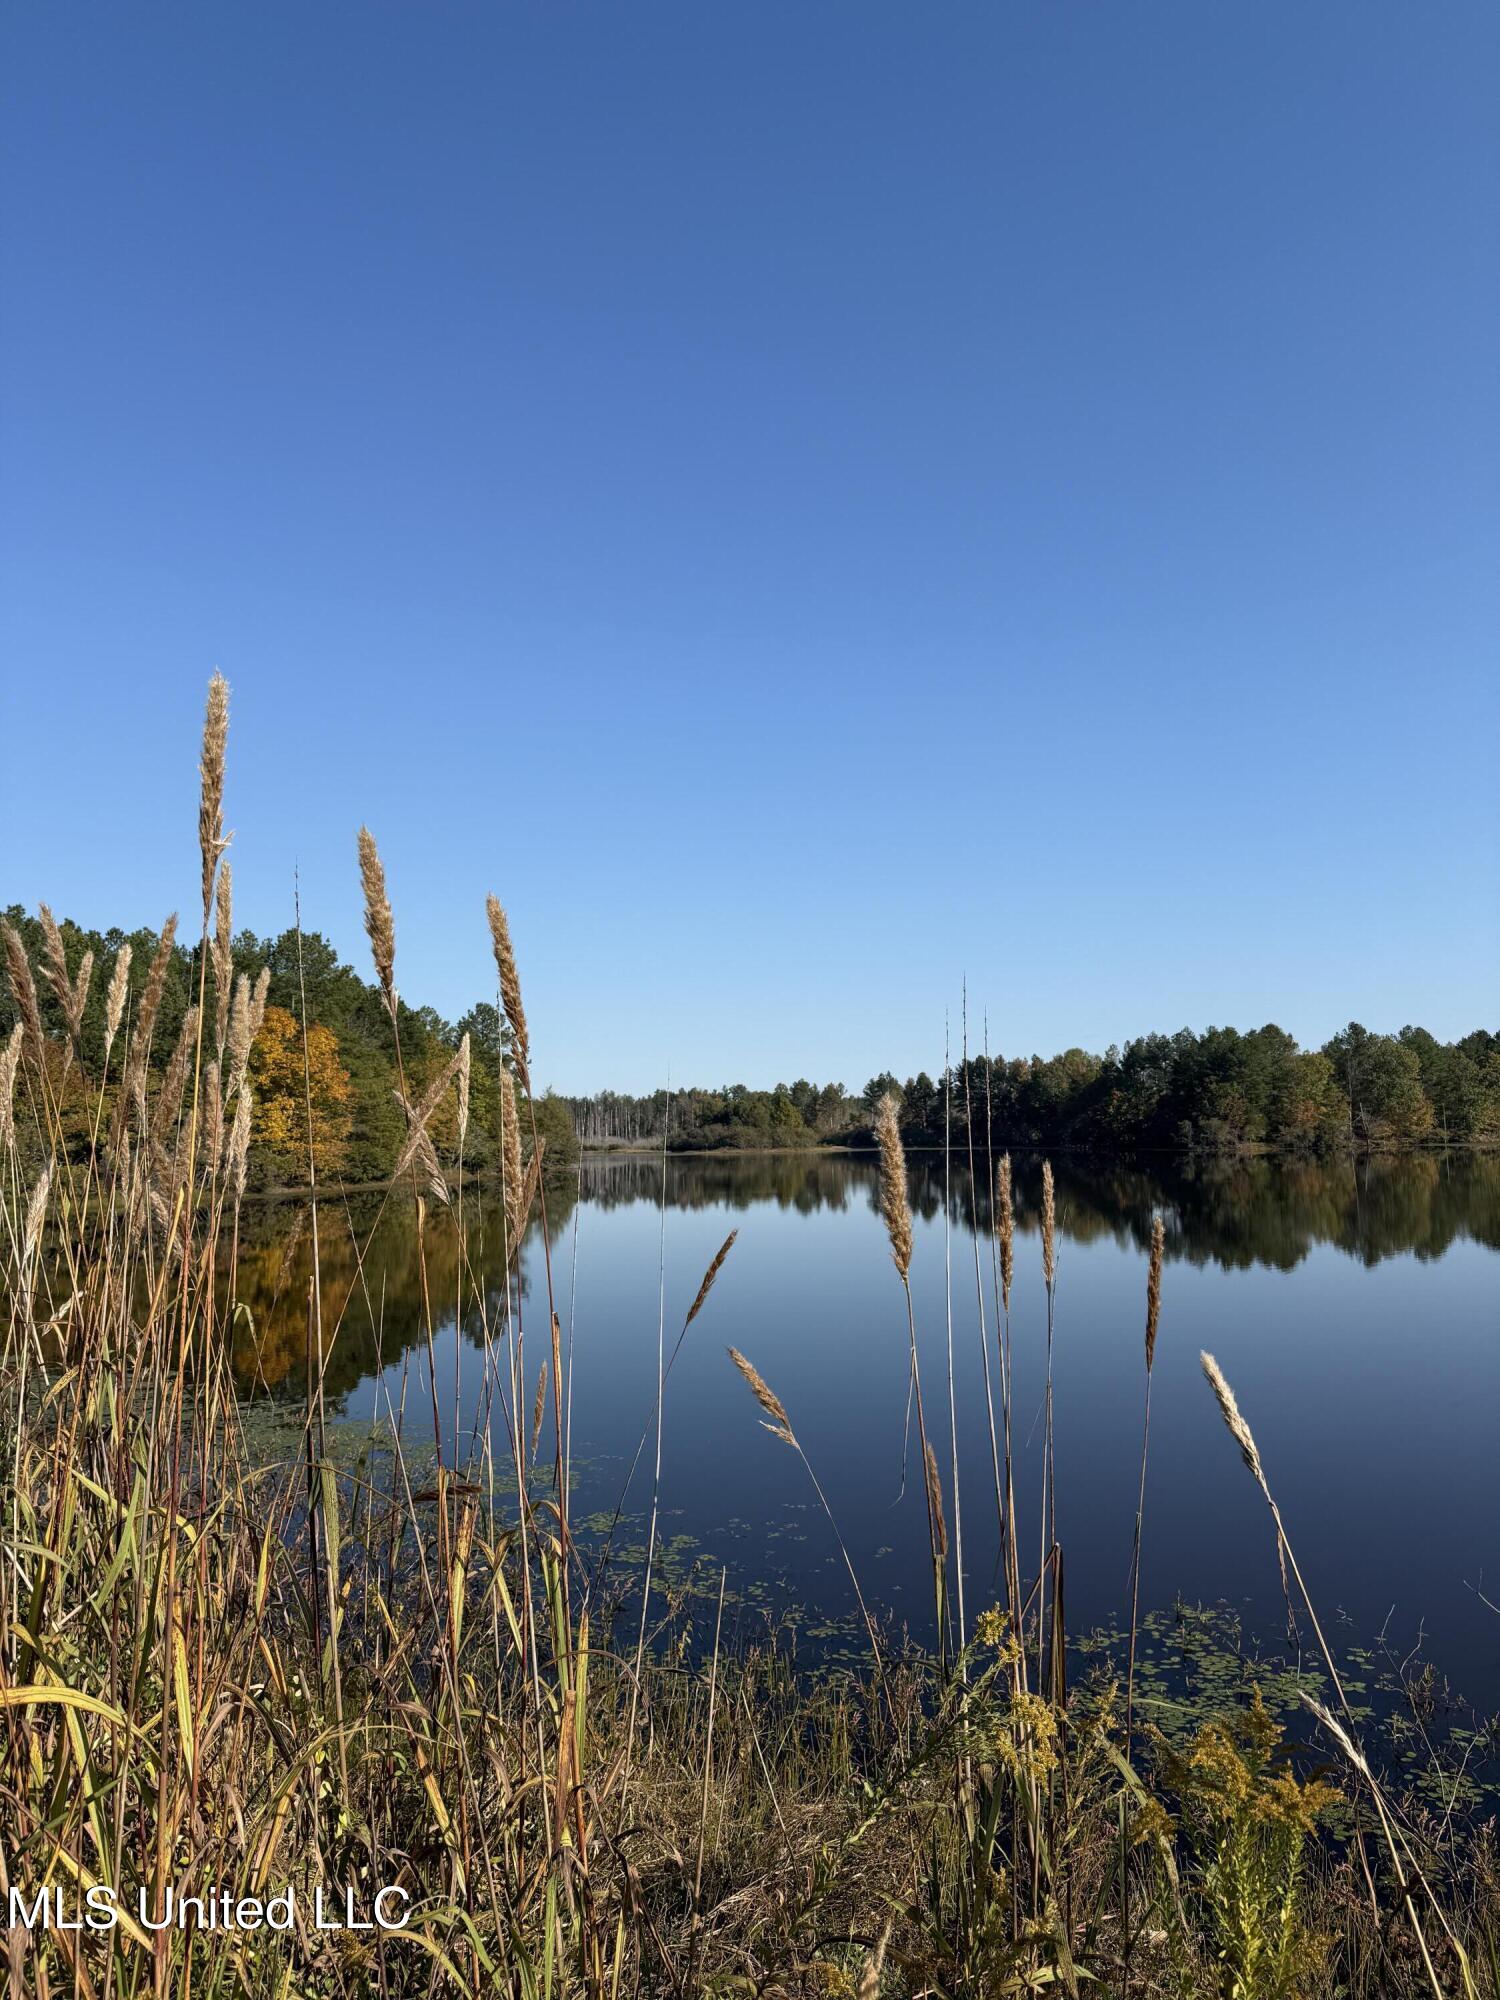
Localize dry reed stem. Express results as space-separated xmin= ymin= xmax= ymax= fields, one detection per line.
xmin=1041 ymin=1160 xmax=1056 ymax=1288
xmin=685 ymin=1230 xmax=737 ymax=1329
xmin=485 ymin=895 xmax=529 ymax=1082
xmin=358 ymin=827 xmax=397 ymax=1013
xmin=874 ymin=1092 xmax=912 ymax=1278
xmin=1145 ymin=1214 xmax=1164 ymax=1369
xmin=198 ymin=671 xmax=230 ymax=920
xmin=727 ymin=1347 xmax=795 ymax=1446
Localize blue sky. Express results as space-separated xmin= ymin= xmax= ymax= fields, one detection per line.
xmin=2 ymin=3 xmax=1495 ymax=1092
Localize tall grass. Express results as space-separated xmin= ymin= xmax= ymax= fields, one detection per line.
xmin=1 ymin=677 xmax=1494 ymax=1998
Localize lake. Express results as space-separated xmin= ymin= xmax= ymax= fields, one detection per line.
xmin=232 ymin=1149 xmax=1500 ymax=1697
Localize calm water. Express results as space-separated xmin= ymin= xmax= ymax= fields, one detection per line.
xmin=234 ymin=1151 xmax=1500 ymax=1694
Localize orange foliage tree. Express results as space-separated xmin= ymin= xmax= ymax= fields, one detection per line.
xmin=249 ymin=1003 xmax=353 ymax=1179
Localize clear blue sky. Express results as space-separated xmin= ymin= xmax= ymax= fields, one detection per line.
xmin=2 ymin=4 xmax=1495 ymax=1092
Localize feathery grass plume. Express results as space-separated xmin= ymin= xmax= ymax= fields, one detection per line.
xmin=1040 ymin=1159 xmax=1056 ymax=1287
xmin=213 ymin=861 xmax=233 ymax=1054
xmin=485 ymin=894 xmax=529 ymax=1082
xmin=201 ymin=1057 xmax=223 ymax=1176
xmin=37 ymin=901 xmax=71 ymax=1003
xmin=248 ymin=965 xmax=270 ymax=1040
xmin=727 ymin=1347 xmax=795 ymax=1445
xmin=500 ymin=1066 xmax=524 ymax=1242
xmin=227 ymin=1084 xmax=251 ymax=1200
xmin=1200 ymin=1351 xmax=1270 ymax=1499
xmin=226 ymin=971 xmax=252 ymax=1087
xmin=874 ymin=1092 xmax=913 ymax=1279
xmin=358 ymin=827 xmax=397 ymax=1013
xmin=923 ymin=1440 xmax=948 ymax=1561
xmin=2 ymin=921 xmax=44 ymax=1074
xmin=127 ymin=915 xmax=179 ymax=1087
xmin=198 ymin=671 xmax=230 ymax=920
xmin=455 ymin=1031 xmax=471 ymax=1151
xmin=150 ymin=1006 xmax=200 ymax=1152
xmin=686 ymin=1230 xmax=737 ymax=1330
xmin=103 ymin=943 xmax=132 ymax=1059
xmin=23 ymin=1160 xmax=52 ymax=1265
xmin=37 ymin=904 xmax=89 ymax=1050
xmin=1145 ymin=1213 xmax=1165 ymax=1368
xmin=412 ymin=1123 xmax=450 ymax=1207
xmin=996 ymin=1152 xmax=1014 ymax=1310
xmin=0 ymin=1023 xmax=21 ymax=1153
xmin=71 ymin=949 xmax=94 ymax=1029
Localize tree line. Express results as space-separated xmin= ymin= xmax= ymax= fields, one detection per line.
xmin=565 ymin=1020 xmax=1498 ymax=1154
xmin=6 ymin=906 xmax=1492 ymax=1171
xmin=1 ymin=905 xmax=577 ymax=1189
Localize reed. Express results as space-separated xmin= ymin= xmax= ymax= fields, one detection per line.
xmin=358 ymin=825 xmax=397 ymax=1016
xmin=1126 ymin=1212 xmax=1165 ymax=1744
xmin=485 ymin=893 xmax=529 ymax=1087
xmin=874 ymin=1088 xmax=949 ymax=1658
xmin=197 ymin=669 xmax=229 ymax=921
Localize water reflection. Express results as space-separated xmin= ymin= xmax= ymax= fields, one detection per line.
xmin=228 ymin=1150 xmax=1499 ymax=1398
xmin=221 ymin=1147 xmax=1500 ymax=1696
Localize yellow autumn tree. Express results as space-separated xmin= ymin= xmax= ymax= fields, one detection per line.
xmin=249 ymin=1003 xmax=353 ymax=1178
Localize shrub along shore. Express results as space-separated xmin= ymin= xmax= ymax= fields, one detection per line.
xmin=3 ymin=678 xmax=1496 ymax=1997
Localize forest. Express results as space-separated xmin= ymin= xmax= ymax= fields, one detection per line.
xmin=567 ymin=1020 xmax=1499 ymax=1154
xmin=0 ymin=903 xmax=575 ymax=1189
xmin=4 ymin=903 xmax=1494 ymax=1183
